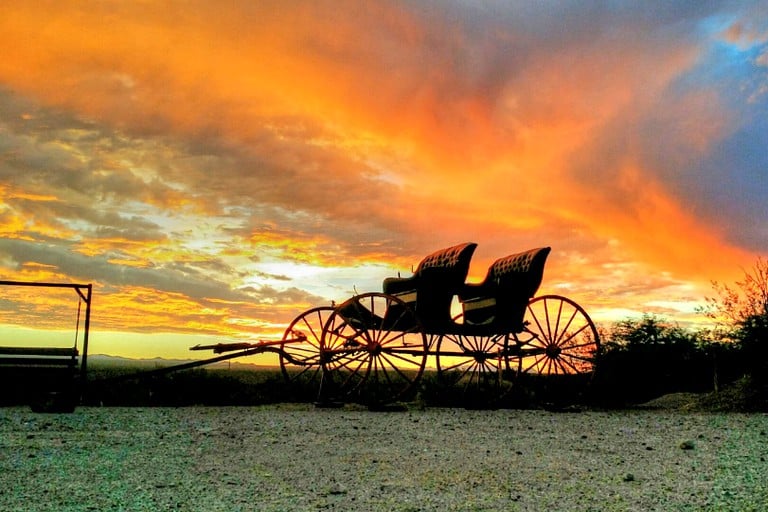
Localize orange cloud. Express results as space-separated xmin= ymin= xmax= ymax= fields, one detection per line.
xmin=0 ymin=2 xmax=765 ymax=359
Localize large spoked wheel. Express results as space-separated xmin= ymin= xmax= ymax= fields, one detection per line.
xmin=320 ymin=292 xmax=428 ymax=406
xmin=514 ymin=295 xmax=600 ymax=402
xmin=435 ymin=331 xmax=514 ymax=408
xmin=280 ymin=306 xmax=335 ymax=390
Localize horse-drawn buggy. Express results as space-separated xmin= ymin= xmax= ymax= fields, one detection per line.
xmin=278 ymin=242 xmax=600 ymax=407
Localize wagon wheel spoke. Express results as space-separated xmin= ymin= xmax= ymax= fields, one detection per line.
xmin=517 ymin=295 xmax=600 ymax=404
xmin=521 ymin=295 xmax=600 ymax=373
xmin=376 ymin=351 xmax=411 ymax=376
xmin=556 ymin=338 xmax=595 ymax=351
xmin=378 ymin=302 xmax=413 ymax=339
xmin=373 ymin=351 xmax=416 ymax=389
xmin=333 ymin=351 xmax=370 ymax=390
xmin=454 ymin=361 xmax=476 ymax=387
xmin=543 ymin=297 xmax=554 ymax=342
xmin=281 ymin=347 xmax=323 ymax=368
xmin=333 ymin=349 xmax=369 ymax=374
xmin=551 ymin=357 xmax=568 ymax=375
xmin=380 ymin=348 xmax=423 ymax=366
xmin=334 ymin=330 xmax=367 ymax=348
xmin=528 ymin=302 xmax=549 ymax=345
xmin=321 ymin=292 xmax=427 ymax=406
xmin=460 ymin=360 xmax=502 ymax=400
xmin=321 ymin=324 xmax=370 ymax=396
xmin=553 ymin=307 xmax=579 ymax=345
xmin=557 ymin=355 xmax=580 ymax=374
xmin=557 ymin=352 xmax=597 ymax=374
xmin=342 ymin=300 xmax=375 ymax=342
xmin=377 ymin=328 xmax=416 ymax=348
xmin=362 ymin=350 xmax=420 ymax=405
xmin=285 ymin=344 xmax=322 ymax=361
xmin=280 ymin=306 xmax=335 ymax=393
xmin=288 ymin=360 xmax=322 ymax=381
xmin=435 ymin=328 xmax=512 ymax=409
xmin=441 ymin=357 xmax=475 ymax=375
xmin=460 ymin=362 xmax=484 ymax=393
xmin=521 ymin=352 xmax=548 ymax=374
xmin=555 ymin=323 xmax=590 ymax=347
xmin=562 ymin=352 xmax=597 ymax=363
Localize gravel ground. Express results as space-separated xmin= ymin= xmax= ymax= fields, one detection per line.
xmin=1 ymin=404 xmax=767 ymax=511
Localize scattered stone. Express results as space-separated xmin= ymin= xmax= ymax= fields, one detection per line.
xmin=2 ymin=405 xmax=766 ymax=510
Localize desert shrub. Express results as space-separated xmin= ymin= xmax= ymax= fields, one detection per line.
xmin=594 ymin=315 xmax=716 ymax=405
xmin=702 ymin=257 xmax=768 ymax=404
xmin=733 ymin=313 xmax=768 ymax=380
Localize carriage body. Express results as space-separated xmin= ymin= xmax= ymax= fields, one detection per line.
xmin=381 ymin=242 xmax=551 ymax=336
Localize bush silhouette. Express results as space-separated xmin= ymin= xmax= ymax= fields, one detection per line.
xmin=702 ymin=257 xmax=768 ymax=408
xmin=593 ymin=315 xmax=718 ymax=405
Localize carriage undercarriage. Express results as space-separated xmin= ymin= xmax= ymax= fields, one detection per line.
xmin=279 ymin=290 xmax=600 ymax=408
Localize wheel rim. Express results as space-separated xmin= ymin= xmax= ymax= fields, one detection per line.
xmin=515 ymin=295 xmax=600 ymax=376
xmin=435 ymin=332 xmax=513 ymax=407
xmin=279 ymin=306 xmax=335 ymax=386
xmin=320 ymin=293 xmax=427 ymax=405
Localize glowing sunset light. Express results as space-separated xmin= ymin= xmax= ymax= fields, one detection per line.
xmin=0 ymin=1 xmax=766 ymax=362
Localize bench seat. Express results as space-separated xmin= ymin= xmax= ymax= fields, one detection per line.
xmin=0 ymin=346 xmax=78 ymax=365
xmin=0 ymin=346 xmax=80 ymax=412
xmin=382 ymin=242 xmax=477 ymax=333
xmin=459 ymin=247 xmax=551 ymax=333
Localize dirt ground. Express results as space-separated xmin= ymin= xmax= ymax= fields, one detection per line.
xmin=1 ymin=404 xmax=767 ymax=511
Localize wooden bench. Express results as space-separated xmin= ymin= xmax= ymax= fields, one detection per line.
xmin=0 ymin=346 xmax=80 ymax=412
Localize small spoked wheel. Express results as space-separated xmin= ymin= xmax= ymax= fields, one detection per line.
xmin=320 ymin=292 xmax=427 ymax=407
xmin=514 ymin=295 xmax=600 ymax=402
xmin=435 ymin=332 xmax=514 ymax=408
xmin=279 ymin=306 xmax=335 ymax=391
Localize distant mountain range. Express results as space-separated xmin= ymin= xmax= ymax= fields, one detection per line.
xmin=85 ymin=353 xmax=274 ymax=371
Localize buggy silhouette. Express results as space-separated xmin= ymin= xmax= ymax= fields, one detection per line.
xmin=279 ymin=243 xmax=600 ymax=406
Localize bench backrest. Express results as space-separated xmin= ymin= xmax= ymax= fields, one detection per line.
xmin=0 ymin=346 xmax=79 ymax=367
xmin=413 ymin=242 xmax=477 ymax=329
xmin=383 ymin=242 xmax=477 ymax=331
xmin=415 ymin=242 xmax=477 ymax=284
xmin=462 ymin=247 xmax=550 ymax=330
xmin=486 ymin=246 xmax=550 ymax=299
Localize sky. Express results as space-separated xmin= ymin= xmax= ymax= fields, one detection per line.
xmin=0 ymin=1 xmax=767 ymax=362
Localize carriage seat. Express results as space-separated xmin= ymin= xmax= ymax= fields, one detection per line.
xmin=459 ymin=247 xmax=551 ymax=331
xmin=383 ymin=242 xmax=477 ymax=331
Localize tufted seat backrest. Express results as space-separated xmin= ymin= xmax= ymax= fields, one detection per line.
xmin=459 ymin=246 xmax=550 ymax=330
xmin=416 ymin=242 xmax=478 ymax=284
xmin=486 ymin=246 xmax=551 ymax=299
xmin=382 ymin=242 xmax=477 ymax=332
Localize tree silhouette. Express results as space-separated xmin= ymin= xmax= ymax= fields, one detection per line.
xmin=703 ymin=257 xmax=768 ymax=406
